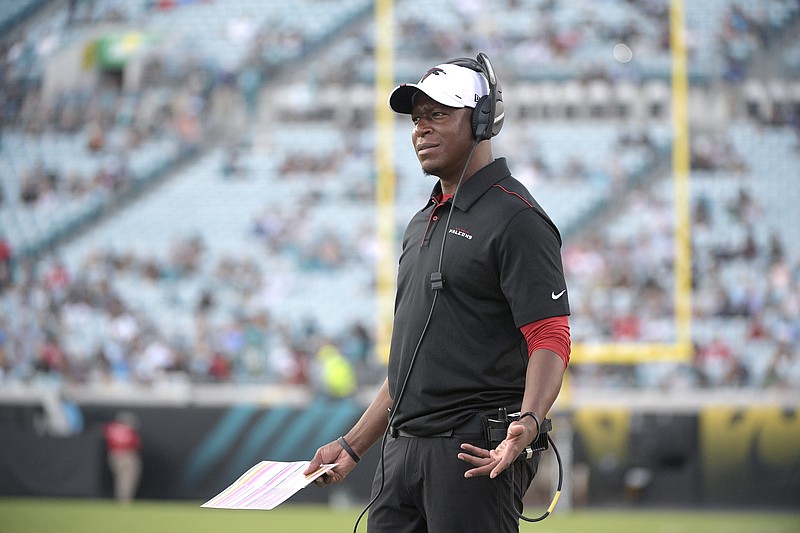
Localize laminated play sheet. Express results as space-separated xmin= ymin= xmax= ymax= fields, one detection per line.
xmin=201 ymin=460 xmax=336 ymax=510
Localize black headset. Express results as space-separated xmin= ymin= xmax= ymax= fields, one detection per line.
xmin=445 ymin=52 xmax=504 ymax=141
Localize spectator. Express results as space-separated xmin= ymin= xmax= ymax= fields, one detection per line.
xmin=314 ymin=342 xmax=356 ymax=399
xmin=0 ymin=236 xmax=11 ymax=291
xmin=36 ymin=390 xmax=84 ymax=436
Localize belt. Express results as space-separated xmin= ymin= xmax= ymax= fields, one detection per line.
xmin=389 ymin=413 xmax=486 ymax=439
xmin=390 ymin=427 xmax=454 ymax=438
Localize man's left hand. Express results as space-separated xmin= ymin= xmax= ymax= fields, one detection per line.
xmin=457 ymin=420 xmax=537 ymax=479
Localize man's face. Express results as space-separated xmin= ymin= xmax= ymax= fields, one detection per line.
xmin=410 ymin=93 xmax=475 ymax=181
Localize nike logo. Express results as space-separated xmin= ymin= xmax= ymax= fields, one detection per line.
xmin=551 ymin=290 xmax=566 ymax=300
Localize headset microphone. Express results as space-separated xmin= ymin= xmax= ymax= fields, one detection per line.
xmin=430 ymin=52 xmax=502 ymax=288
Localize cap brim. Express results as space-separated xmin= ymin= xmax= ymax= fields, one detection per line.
xmin=388 ymin=84 xmax=420 ymax=114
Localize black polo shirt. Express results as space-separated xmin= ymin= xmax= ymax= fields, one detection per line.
xmin=388 ymin=158 xmax=570 ymax=436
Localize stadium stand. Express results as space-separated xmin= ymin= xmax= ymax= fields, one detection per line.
xmin=0 ymin=0 xmax=798 ymax=398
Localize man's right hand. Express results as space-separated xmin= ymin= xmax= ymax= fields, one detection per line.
xmin=305 ymin=439 xmax=359 ymax=487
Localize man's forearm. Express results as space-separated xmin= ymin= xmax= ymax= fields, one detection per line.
xmin=520 ymin=349 xmax=566 ymax=426
xmin=343 ymin=378 xmax=392 ymax=458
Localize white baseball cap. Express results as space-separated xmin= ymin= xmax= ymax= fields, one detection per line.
xmin=388 ymin=63 xmax=489 ymax=114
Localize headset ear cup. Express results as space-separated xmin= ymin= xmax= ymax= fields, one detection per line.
xmin=473 ymin=95 xmax=492 ymax=141
xmin=492 ymin=97 xmax=504 ymax=137
xmin=448 ymin=54 xmax=501 ymax=140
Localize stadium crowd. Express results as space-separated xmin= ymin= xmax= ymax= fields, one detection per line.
xmin=565 ymin=179 xmax=800 ymax=390
xmin=0 ymin=0 xmax=798 ymax=394
xmin=0 ymin=231 xmax=378 ymax=391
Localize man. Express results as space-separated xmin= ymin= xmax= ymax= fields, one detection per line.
xmin=305 ymin=54 xmax=571 ymax=532
xmin=104 ymin=411 xmax=142 ymax=503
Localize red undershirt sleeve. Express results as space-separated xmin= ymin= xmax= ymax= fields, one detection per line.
xmin=520 ymin=315 xmax=571 ymax=368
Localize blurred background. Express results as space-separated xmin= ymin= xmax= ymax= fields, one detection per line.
xmin=0 ymin=0 xmax=798 ymax=514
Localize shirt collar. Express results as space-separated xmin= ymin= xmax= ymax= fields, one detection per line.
xmin=426 ymin=158 xmax=511 ymax=212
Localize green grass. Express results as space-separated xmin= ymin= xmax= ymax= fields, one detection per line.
xmin=0 ymin=498 xmax=798 ymax=533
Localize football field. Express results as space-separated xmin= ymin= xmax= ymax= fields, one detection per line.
xmin=1 ymin=498 xmax=798 ymax=533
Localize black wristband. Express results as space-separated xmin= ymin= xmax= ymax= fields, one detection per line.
xmin=519 ymin=412 xmax=540 ymax=436
xmin=337 ymin=436 xmax=360 ymax=463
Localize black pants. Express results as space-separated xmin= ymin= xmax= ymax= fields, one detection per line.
xmin=367 ymin=416 xmax=538 ymax=533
